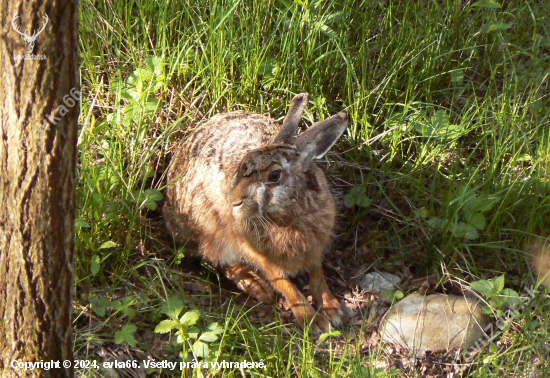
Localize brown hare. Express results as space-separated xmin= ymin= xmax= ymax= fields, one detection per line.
xmin=163 ymin=93 xmax=347 ymax=334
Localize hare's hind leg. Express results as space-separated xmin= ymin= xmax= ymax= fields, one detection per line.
xmin=225 ymin=263 xmax=275 ymax=304
xmin=309 ymin=264 xmax=344 ymax=328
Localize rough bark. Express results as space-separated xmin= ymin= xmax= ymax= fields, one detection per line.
xmin=0 ymin=1 xmax=79 ymax=377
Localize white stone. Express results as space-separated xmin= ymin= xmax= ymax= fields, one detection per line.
xmin=381 ymin=293 xmax=489 ymax=351
xmin=359 ymin=272 xmax=401 ymax=293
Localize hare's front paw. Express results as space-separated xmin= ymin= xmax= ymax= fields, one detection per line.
xmin=320 ymin=295 xmax=344 ymax=328
xmin=310 ymin=313 xmax=333 ymax=335
xmin=292 ymin=302 xmax=333 ymax=335
xmin=225 ymin=264 xmax=275 ymax=304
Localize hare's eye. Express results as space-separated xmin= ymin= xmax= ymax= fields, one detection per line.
xmin=267 ymin=169 xmax=281 ymax=183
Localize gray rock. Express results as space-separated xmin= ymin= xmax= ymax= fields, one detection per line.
xmin=359 ymin=272 xmax=401 ymax=293
xmin=381 ymin=293 xmax=489 ymax=351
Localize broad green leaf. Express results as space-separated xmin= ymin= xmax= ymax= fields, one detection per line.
xmin=344 ymin=185 xmax=371 ymax=208
xmin=143 ymin=199 xmax=159 ymax=210
xmin=392 ymin=290 xmax=404 ymax=300
xmin=451 ymin=222 xmax=479 ymax=240
xmin=134 ymin=189 xmax=163 ymax=210
xmin=99 ymin=241 xmax=118 ymax=249
xmin=528 ymin=320 xmax=541 ymax=332
xmin=134 ymin=67 xmax=154 ymax=81
xmin=75 ymin=219 xmax=91 ymax=228
xmin=467 ymin=212 xmax=486 ymax=230
xmin=115 ymin=324 xmax=137 ymax=347
xmin=471 ymin=275 xmax=504 ymax=298
xmin=482 ymin=305 xmax=493 ymax=315
xmin=88 ymin=294 xmax=98 ymax=305
xmin=155 ymin=320 xmax=179 ymax=334
xmin=472 ymin=0 xmax=502 ymax=8
xmin=109 ymin=78 xmax=123 ymax=97
xmin=153 ymin=76 xmax=165 ymax=92
xmin=471 ymin=279 xmax=497 ymax=298
xmin=110 ymin=300 xmax=123 ymax=310
xmin=258 ymin=56 xmax=277 ymax=75
xmin=90 ymin=255 xmax=100 ymax=276
xmin=489 ymin=296 xmax=503 ymax=309
xmin=192 ymin=340 xmax=209 ymax=358
xmin=146 ymin=56 xmax=165 ymax=75
xmin=500 ymin=288 xmax=522 ymax=306
xmin=413 ymin=110 xmax=464 ymax=141
xmin=431 ymin=110 xmax=449 ymax=129
xmin=318 ymin=22 xmax=339 ymax=39
xmin=355 ymin=195 xmax=372 ymax=208
xmin=180 ymin=310 xmax=201 ymax=326
xmin=122 ymin=297 xmax=135 ymax=306
xmin=427 ymin=216 xmax=447 ymax=230
xmin=161 ymin=295 xmax=183 ymax=319
xmin=144 ymin=98 xmax=160 ymax=114
xmin=121 ymin=298 xmax=137 ymax=317
xmin=198 ymin=332 xmax=219 ymax=343
xmin=415 ymin=207 xmax=428 ymax=219
xmin=480 ymin=21 xmax=512 ymax=33
xmin=120 ymin=90 xmax=136 ymax=102
xmin=478 ymin=195 xmax=500 ymax=212
xmin=122 ymin=307 xmax=136 ymax=317
xmin=318 ymin=330 xmax=342 ymax=343
xmin=516 ymin=154 xmax=532 ymax=162
xmin=91 ymin=305 xmax=106 ymax=316
xmin=90 ymin=296 xmax=107 ymax=317
xmin=463 ymin=194 xmax=500 ymax=214
xmin=144 ymin=189 xmax=163 ymax=201
xmin=188 ymin=326 xmax=200 ymax=339
xmin=462 ymin=225 xmax=479 ymax=240
xmin=493 ymin=275 xmax=505 ymax=293
xmin=326 ymin=11 xmax=346 ymax=23
xmin=125 ymin=72 xmax=139 ymax=86
xmin=451 ymin=70 xmax=465 ymax=85
xmin=206 ymin=322 xmax=224 ymax=335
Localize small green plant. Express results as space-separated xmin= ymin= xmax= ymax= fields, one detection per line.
xmin=470 ymin=275 xmax=522 ymax=317
xmin=344 ymin=185 xmax=372 ymax=208
xmin=115 ymin=324 xmax=137 ymax=347
xmin=132 ymin=188 xmax=163 ymax=210
xmin=317 ymin=330 xmax=342 ymax=343
xmin=88 ymin=294 xmax=111 ymax=317
xmin=472 ymin=0 xmax=512 ymax=34
xmin=89 ymin=294 xmax=137 ymax=318
xmin=109 ymin=56 xmax=166 ymax=127
xmin=155 ymin=296 xmax=224 ymax=361
xmin=381 ymin=289 xmax=404 ymax=302
xmin=420 ymin=187 xmax=500 ymax=240
xmin=413 ymin=109 xmax=466 ymax=143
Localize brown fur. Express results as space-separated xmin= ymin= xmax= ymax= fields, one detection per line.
xmin=163 ymin=94 xmax=347 ymax=333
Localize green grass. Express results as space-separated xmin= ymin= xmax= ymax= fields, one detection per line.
xmin=75 ymin=0 xmax=550 ymax=376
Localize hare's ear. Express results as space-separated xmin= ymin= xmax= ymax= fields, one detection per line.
xmin=272 ymin=93 xmax=310 ymax=144
xmin=295 ymin=112 xmax=348 ymax=162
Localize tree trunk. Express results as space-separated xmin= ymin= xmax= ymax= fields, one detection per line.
xmin=0 ymin=1 xmax=79 ymax=377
